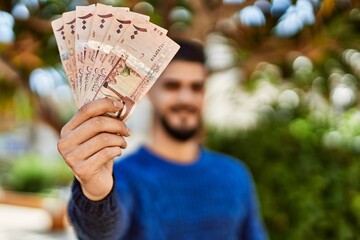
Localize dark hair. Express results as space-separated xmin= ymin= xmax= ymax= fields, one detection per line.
xmin=172 ymin=39 xmax=206 ymax=64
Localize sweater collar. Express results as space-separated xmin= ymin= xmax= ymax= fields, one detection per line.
xmin=138 ymin=145 xmax=206 ymax=170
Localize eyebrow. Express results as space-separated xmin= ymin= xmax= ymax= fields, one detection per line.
xmin=160 ymin=77 xmax=205 ymax=83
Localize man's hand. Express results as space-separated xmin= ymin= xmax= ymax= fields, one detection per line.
xmin=57 ymin=98 xmax=131 ymax=201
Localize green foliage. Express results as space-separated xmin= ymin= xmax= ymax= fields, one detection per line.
xmin=1 ymin=153 xmax=73 ymax=193
xmin=205 ymin=112 xmax=360 ymax=240
xmin=0 ymin=79 xmax=34 ymax=130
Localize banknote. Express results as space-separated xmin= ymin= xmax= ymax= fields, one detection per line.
xmin=91 ymin=19 xmax=179 ymax=121
xmin=75 ymin=4 xmax=96 ymax=103
xmin=62 ymin=10 xmax=78 ymax=103
xmin=81 ymin=3 xmax=119 ymax=105
xmin=51 ymin=17 xmax=80 ymax=107
xmin=81 ymin=16 xmax=167 ymax=106
xmin=53 ymin=3 xmax=180 ymax=121
xmin=82 ymin=12 xmax=151 ymax=106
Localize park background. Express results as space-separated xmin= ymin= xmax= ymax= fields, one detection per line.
xmin=0 ymin=0 xmax=360 ymax=239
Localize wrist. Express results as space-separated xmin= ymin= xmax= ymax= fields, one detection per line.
xmin=81 ymin=179 xmax=114 ymax=201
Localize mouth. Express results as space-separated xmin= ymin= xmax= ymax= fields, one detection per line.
xmin=170 ymin=105 xmax=198 ymax=114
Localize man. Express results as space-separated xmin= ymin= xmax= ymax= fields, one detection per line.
xmin=57 ymin=40 xmax=268 ymax=239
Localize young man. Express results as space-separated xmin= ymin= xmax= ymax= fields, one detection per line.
xmin=57 ymin=40 xmax=268 ymax=239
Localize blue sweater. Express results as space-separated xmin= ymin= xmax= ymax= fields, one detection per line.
xmin=68 ymin=146 xmax=268 ymax=240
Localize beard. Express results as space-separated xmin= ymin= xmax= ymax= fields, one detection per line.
xmin=157 ymin=105 xmax=202 ymax=142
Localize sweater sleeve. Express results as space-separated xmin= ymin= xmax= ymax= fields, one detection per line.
xmin=67 ymin=179 xmax=132 ymax=240
xmin=240 ymin=169 xmax=268 ymax=240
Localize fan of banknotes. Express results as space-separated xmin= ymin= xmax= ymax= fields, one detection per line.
xmin=51 ymin=3 xmax=179 ymax=121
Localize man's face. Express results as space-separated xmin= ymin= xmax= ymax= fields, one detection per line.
xmin=148 ymin=60 xmax=207 ymax=141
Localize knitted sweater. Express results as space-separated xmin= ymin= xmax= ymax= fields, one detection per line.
xmin=68 ymin=146 xmax=268 ymax=240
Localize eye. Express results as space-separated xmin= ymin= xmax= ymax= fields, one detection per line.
xmin=191 ymin=82 xmax=204 ymax=92
xmin=163 ymin=81 xmax=180 ymax=91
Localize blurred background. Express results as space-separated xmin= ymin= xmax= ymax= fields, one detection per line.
xmin=0 ymin=0 xmax=359 ymax=239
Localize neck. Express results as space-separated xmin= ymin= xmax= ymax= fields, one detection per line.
xmin=147 ymin=123 xmax=200 ymax=165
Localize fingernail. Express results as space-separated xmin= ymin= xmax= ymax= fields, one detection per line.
xmin=113 ymin=100 xmax=123 ymax=109
xmin=126 ymin=126 xmax=132 ymax=136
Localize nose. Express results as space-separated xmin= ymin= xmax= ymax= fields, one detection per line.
xmin=178 ymin=87 xmax=195 ymax=104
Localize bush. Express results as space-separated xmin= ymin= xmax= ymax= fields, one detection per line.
xmin=205 ymin=115 xmax=360 ymax=240
xmin=1 ymin=153 xmax=73 ymax=193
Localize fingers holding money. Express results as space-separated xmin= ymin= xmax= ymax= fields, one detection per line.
xmin=75 ymin=146 xmax=121 ymax=180
xmin=56 ymin=97 xmax=131 ymax=200
xmin=57 ymin=97 xmax=131 ymax=167
xmin=63 ymin=114 xmax=130 ymax=145
xmin=60 ymin=132 xmax=127 ymax=167
xmin=60 ymin=98 xmax=125 ymax=137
